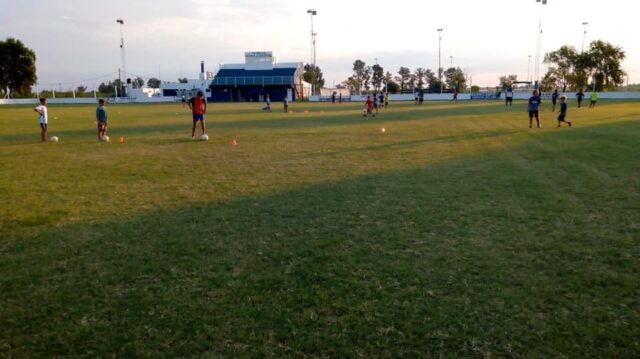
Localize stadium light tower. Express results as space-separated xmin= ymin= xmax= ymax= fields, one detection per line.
xmin=527 ymin=54 xmax=532 ymax=84
xmin=581 ymin=22 xmax=589 ymax=53
xmin=533 ymin=0 xmax=547 ymax=89
xmin=307 ymin=9 xmax=317 ymax=95
xmin=117 ymin=19 xmax=126 ymax=97
xmin=437 ymin=28 xmax=443 ymax=94
xmin=307 ymin=9 xmax=317 ymax=67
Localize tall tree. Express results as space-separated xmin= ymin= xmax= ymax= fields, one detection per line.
xmin=395 ymin=67 xmax=411 ymax=92
xmin=587 ymin=40 xmax=626 ymax=91
xmin=543 ymin=45 xmax=578 ymax=90
xmin=133 ymin=77 xmax=145 ymax=89
xmin=303 ymin=64 xmax=325 ymax=95
xmin=444 ymin=67 xmax=467 ymax=91
xmin=0 ymin=38 xmax=37 ymax=97
xmin=147 ymin=78 xmax=161 ymax=89
xmin=498 ymin=74 xmax=518 ymax=89
xmin=351 ymin=60 xmax=367 ymax=94
xmin=362 ymin=65 xmax=372 ymax=92
xmin=371 ymin=64 xmax=384 ymax=91
xmin=426 ymin=69 xmax=441 ymax=92
xmin=98 ymin=81 xmax=115 ymax=94
xmin=414 ymin=68 xmax=427 ymax=90
xmin=543 ymin=40 xmax=626 ymax=91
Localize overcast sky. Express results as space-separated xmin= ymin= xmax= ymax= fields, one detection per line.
xmin=1 ymin=0 xmax=636 ymax=90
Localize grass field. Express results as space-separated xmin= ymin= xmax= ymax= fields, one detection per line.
xmin=1 ymin=99 xmax=639 ymax=357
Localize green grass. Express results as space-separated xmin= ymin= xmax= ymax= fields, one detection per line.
xmin=1 ymin=100 xmax=639 ymax=357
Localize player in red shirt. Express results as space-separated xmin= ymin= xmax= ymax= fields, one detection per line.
xmin=188 ymin=91 xmax=207 ymax=139
xmin=363 ymin=95 xmax=375 ymax=117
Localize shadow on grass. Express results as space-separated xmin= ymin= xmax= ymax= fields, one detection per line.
xmin=2 ymin=120 xmax=639 ymax=357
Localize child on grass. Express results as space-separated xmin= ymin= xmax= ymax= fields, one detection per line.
xmin=33 ymin=97 xmax=48 ymax=142
xmin=528 ymin=90 xmax=542 ymax=128
xmin=557 ymin=96 xmax=572 ymax=127
xmin=96 ymin=98 xmax=108 ymax=140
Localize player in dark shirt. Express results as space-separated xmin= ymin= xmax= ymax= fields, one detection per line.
xmin=528 ymin=90 xmax=542 ymax=128
xmin=551 ymin=89 xmax=559 ymax=111
xmin=557 ymin=96 xmax=572 ymax=127
xmin=576 ymin=89 xmax=585 ymax=108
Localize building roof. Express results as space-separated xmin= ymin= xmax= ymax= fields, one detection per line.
xmin=211 ymin=67 xmax=299 ymax=87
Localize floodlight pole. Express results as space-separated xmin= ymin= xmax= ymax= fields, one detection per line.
xmin=307 ymin=9 xmax=317 ymax=95
xmin=581 ymin=22 xmax=589 ymax=53
xmin=527 ymin=55 xmax=532 ymax=84
xmin=117 ymin=19 xmax=126 ymax=97
xmin=533 ymin=0 xmax=547 ymax=89
xmin=437 ymin=28 xmax=443 ymax=94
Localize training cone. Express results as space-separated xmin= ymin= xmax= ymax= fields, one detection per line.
xmin=304 ymin=110 xmax=309 ymax=114
xmin=119 ymin=136 xmax=125 ymax=144
xmin=231 ymin=138 xmax=238 ymax=146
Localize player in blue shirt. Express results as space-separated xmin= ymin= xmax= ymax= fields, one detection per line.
xmin=528 ymin=90 xmax=542 ymax=128
xmin=557 ymin=96 xmax=572 ymax=127
xmin=96 ymin=98 xmax=108 ymax=140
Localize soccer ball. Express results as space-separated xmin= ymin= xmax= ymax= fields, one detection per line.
xmin=380 ymin=128 xmax=386 ymax=133
xmin=50 ymin=136 xmax=59 ymax=143
xmin=100 ymin=135 xmax=110 ymax=142
xmin=200 ymin=134 xmax=209 ymax=141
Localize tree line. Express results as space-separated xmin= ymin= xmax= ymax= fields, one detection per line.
xmin=498 ymin=40 xmax=626 ymax=92
xmin=1 ymin=36 xmax=630 ymax=98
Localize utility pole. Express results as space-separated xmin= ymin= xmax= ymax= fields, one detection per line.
xmin=437 ymin=28 xmax=443 ymax=94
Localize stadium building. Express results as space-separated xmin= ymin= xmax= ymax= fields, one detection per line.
xmin=209 ymin=51 xmax=308 ymax=102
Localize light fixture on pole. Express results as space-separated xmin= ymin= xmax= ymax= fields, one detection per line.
xmin=116 ymin=19 xmax=126 ymax=97
xmin=437 ymin=28 xmax=443 ymax=94
xmin=533 ymin=0 xmax=547 ymax=89
xmin=581 ymin=22 xmax=589 ymax=53
xmin=306 ymin=9 xmax=317 ymax=95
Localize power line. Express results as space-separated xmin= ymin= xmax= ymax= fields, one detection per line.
xmin=36 ymin=71 xmax=118 ymax=87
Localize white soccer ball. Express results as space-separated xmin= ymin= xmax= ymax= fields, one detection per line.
xmin=50 ymin=136 xmax=59 ymax=143
xmin=100 ymin=135 xmax=110 ymax=142
xmin=200 ymin=134 xmax=209 ymax=141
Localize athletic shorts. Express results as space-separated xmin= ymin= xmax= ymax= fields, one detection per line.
xmin=192 ymin=114 xmax=205 ymax=122
xmin=97 ymin=120 xmax=107 ymax=129
xmin=552 ymin=99 xmax=557 ymax=105
xmin=590 ymin=100 xmax=597 ymax=104
xmin=506 ymin=97 xmax=513 ymax=102
xmin=40 ymin=123 xmax=47 ymax=129
xmin=528 ymin=110 xmax=539 ymax=118
xmin=558 ymin=114 xmax=566 ymax=121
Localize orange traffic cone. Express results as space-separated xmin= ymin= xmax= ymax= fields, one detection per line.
xmin=231 ymin=138 xmax=238 ymax=146
xmin=119 ymin=136 xmax=125 ymax=143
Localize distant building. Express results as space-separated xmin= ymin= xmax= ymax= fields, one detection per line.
xmin=160 ymin=61 xmax=213 ymax=100
xmin=210 ymin=51 xmax=308 ymax=102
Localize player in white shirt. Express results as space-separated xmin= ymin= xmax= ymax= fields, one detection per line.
xmin=33 ymin=97 xmax=48 ymax=142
